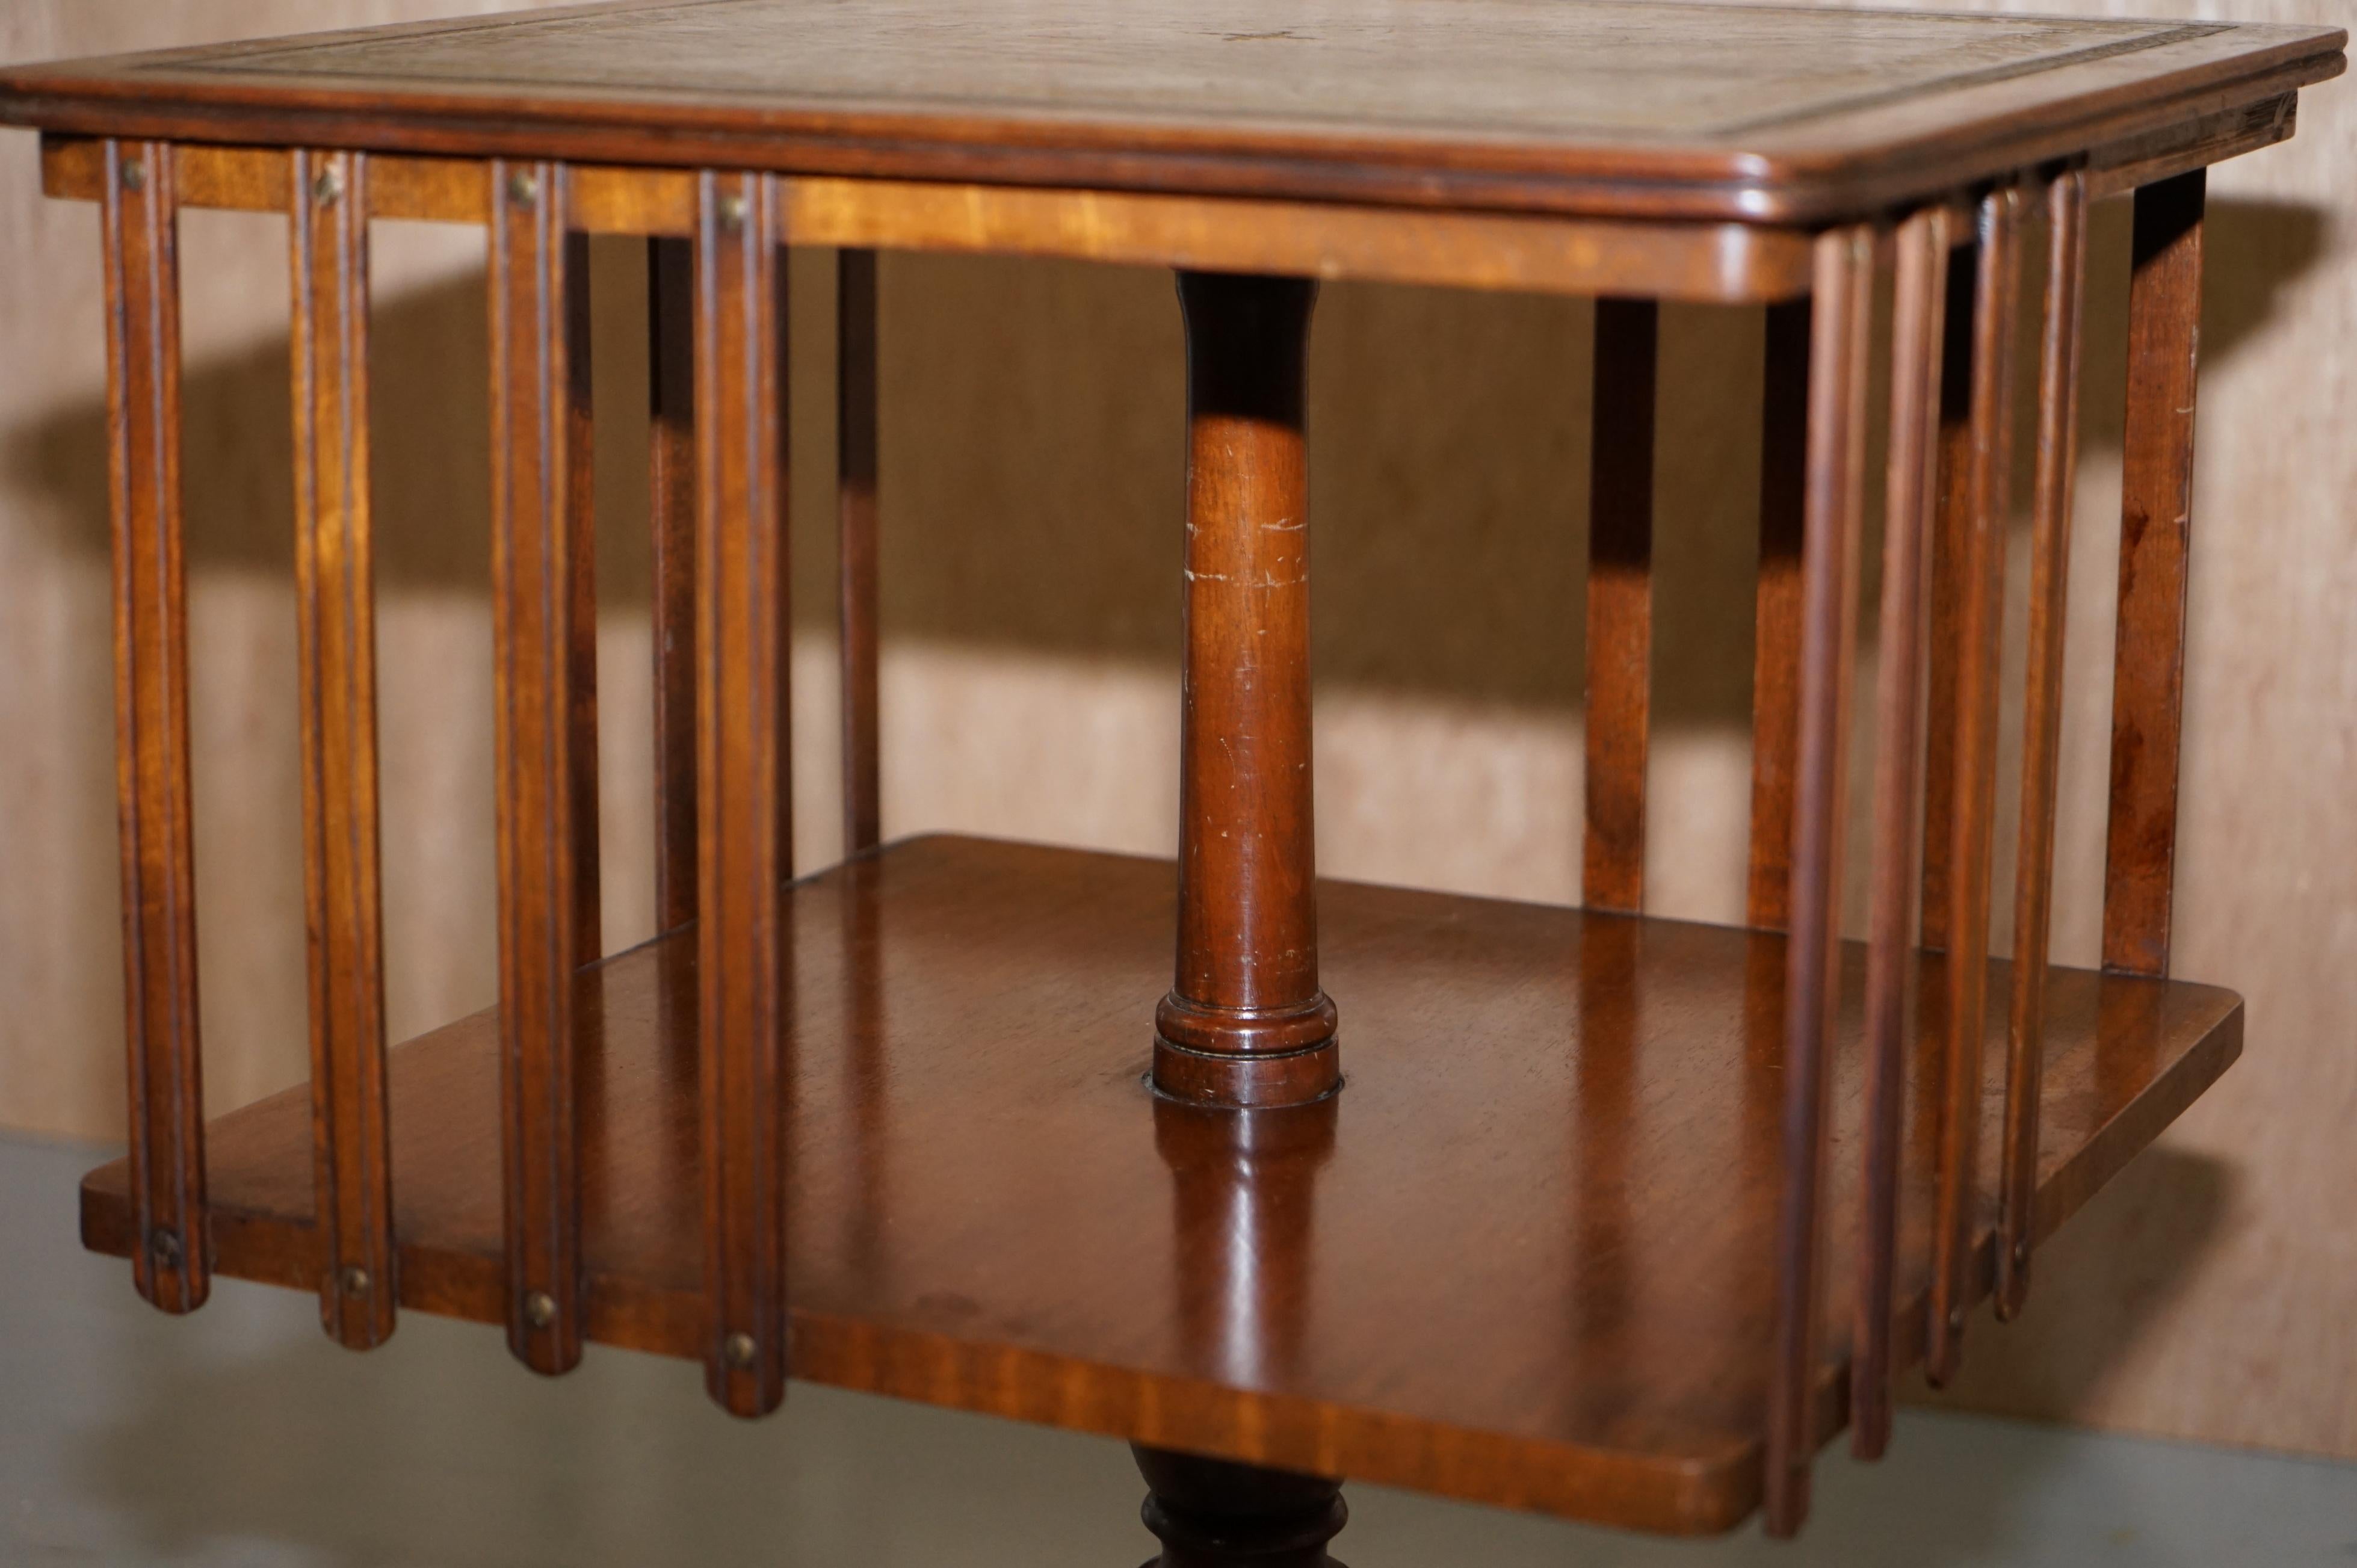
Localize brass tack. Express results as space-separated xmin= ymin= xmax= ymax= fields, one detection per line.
xmin=314 ymin=164 xmax=344 ymax=207
xmin=147 ymin=1226 xmax=181 ymax=1265
xmin=339 ymin=1265 xmax=371 ymax=1295
xmin=1948 ymin=1306 xmax=1966 ymax=1332
xmin=723 ymin=1332 xmax=758 ymax=1368
xmin=523 ymin=1290 xmax=557 ymax=1328
xmin=120 ymin=160 xmax=146 ymax=193
xmin=508 ymin=170 xmax=540 ymax=207
xmin=717 ymin=193 xmax=749 ymax=231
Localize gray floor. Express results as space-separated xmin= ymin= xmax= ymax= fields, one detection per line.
xmin=4 ymin=1134 xmax=2352 ymax=1567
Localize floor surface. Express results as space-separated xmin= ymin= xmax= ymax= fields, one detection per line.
xmin=5 ymin=1132 xmax=2353 ymax=1566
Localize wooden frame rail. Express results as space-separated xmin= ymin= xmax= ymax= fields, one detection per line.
xmin=44 ymin=135 xmax=1820 ymax=305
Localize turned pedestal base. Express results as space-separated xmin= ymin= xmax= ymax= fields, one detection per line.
xmin=1134 ymin=1446 xmax=1348 ymax=1568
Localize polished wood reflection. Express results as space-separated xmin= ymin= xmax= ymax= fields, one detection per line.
xmin=80 ymin=836 xmax=2242 ymax=1535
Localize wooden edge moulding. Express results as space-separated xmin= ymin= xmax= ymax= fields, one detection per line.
xmin=33 ymin=72 xmax=2264 ymax=1557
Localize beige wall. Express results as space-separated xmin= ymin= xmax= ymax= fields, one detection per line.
xmin=3 ymin=0 xmax=2353 ymax=1462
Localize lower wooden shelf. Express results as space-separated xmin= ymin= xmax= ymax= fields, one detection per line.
xmin=81 ymin=834 xmax=2239 ymax=1534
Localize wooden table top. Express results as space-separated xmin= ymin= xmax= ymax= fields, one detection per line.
xmin=0 ymin=0 xmax=2341 ymax=221
xmin=80 ymin=836 xmax=2241 ymax=1534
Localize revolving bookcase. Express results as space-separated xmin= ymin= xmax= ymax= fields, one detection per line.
xmin=0 ymin=2 xmax=2344 ymax=1560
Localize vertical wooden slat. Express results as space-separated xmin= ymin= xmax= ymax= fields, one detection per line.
xmin=838 ymin=247 xmax=883 ymax=857
xmin=697 ymin=168 xmax=792 ymax=1418
xmin=1764 ymin=224 xmax=1873 ymax=1538
xmin=1998 ymin=172 xmax=2090 ymax=1321
xmin=1927 ymin=185 xmax=2025 ymax=1388
xmin=2103 ymin=170 xmax=2206 ymax=980
xmin=649 ymin=235 xmax=700 ymax=933
xmin=490 ymin=157 xmax=599 ymax=1375
xmin=1918 ymin=244 xmax=1980 ymax=953
xmin=1583 ymin=297 xmax=1655 ymax=915
xmin=1852 ymin=205 xmax=1950 ymax=1460
xmin=1747 ymin=297 xmax=1811 ymax=930
xmin=103 ymin=138 xmax=209 ymax=1315
xmin=290 ymin=147 xmax=394 ymax=1348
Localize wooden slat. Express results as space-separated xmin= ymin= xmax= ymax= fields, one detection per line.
xmin=1852 ymin=203 xmax=1949 ymax=1462
xmin=1917 ymin=242 xmax=1980 ymax=954
xmin=1582 ymin=297 xmax=1655 ymax=915
xmin=101 ymin=138 xmax=209 ymax=1315
xmin=838 ymin=247 xmax=882 ymax=857
xmin=649 ymin=235 xmax=699 ymax=933
xmin=489 ymin=157 xmax=599 ymax=1376
xmin=1999 ymin=171 xmax=2091 ymax=1321
xmin=289 ymin=147 xmax=395 ymax=1348
xmin=1764 ymin=224 xmax=1874 ymax=1539
xmin=2103 ymin=170 xmax=2206 ymax=980
xmin=40 ymin=136 xmax=1822 ymax=305
xmin=1746 ymin=297 xmax=1811 ymax=931
xmin=696 ymin=168 xmax=793 ymax=1418
xmin=1927 ymin=185 xmax=2025 ymax=1389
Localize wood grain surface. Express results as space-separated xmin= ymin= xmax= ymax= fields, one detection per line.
xmin=2104 ymin=170 xmax=2206 ymax=981
xmin=1155 ymin=272 xmax=1338 ymax=1110
xmin=1999 ymin=171 xmax=2092 ymax=1323
xmin=0 ymin=1 xmax=2339 ymax=222
xmin=38 ymin=138 xmax=1823 ymax=304
xmin=288 ymin=144 xmax=396 ymax=1350
xmin=1762 ymin=224 xmax=1873 ymax=1537
xmin=75 ymin=835 xmax=2243 ymax=1535
xmin=1744 ymin=297 xmax=1810 ymax=933
xmin=1581 ymin=297 xmax=1655 ymax=916
xmin=1853 ymin=202 xmax=1950 ymax=1463
xmin=693 ymin=168 xmax=794 ymax=1417
xmin=487 ymin=155 xmax=599 ymax=1375
xmin=1928 ymin=186 xmax=2026 ymax=1391
xmin=99 ymin=135 xmax=209 ymax=1318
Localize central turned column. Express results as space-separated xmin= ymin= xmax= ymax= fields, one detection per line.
xmin=1153 ymin=271 xmax=1341 ymax=1111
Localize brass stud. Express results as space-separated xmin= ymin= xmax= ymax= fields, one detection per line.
xmin=120 ymin=160 xmax=146 ymax=193
xmin=523 ymin=1290 xmax=557 ymax=1329
xmin=723 ymin=1332 xmax=758 ymax=1369
xmin=507 ymin=169 xmax=540 ymax=207
xmin=339 ymin=1265 xmax=371 ymax=1295
xmin=717 ymin=192 xmax=749 ymax=232
xmin=314 ymin=164 xmax=344 ymax=207
xmin=1948 ymin=1306 xmax=1966 ymax=1332
xmin=147 ymin=1226 xmax=182 ymax=1265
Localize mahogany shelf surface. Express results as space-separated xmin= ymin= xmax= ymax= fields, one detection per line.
xmin=0 ymin=1 xmax=2340 ymax=223
xmin=80 ymin=835 xmax=2241 ymax=1534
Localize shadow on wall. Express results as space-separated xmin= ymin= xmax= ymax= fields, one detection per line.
xmin=1923 ymin=1144 xmax=2241 ymax=1427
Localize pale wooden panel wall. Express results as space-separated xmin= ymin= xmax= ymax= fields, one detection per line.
xmin=1 ymin=0 xmax=2352 ymax=1462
